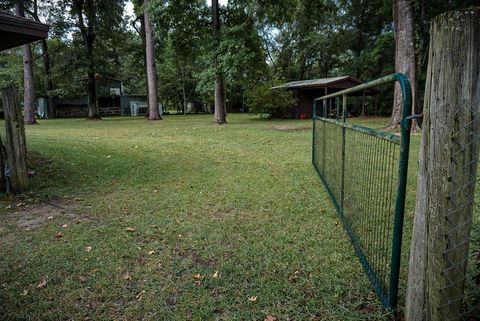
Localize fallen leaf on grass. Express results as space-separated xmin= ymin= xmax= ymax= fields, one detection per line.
xmin=47 ymin=216 xmax=54 ymax=220
xmin=79 ymin=275 xmax=88 ymax=283
xmin=55 ymin=232 xmax=64 ymax=238
xmin=37 ymin=277 xmax=47 ymax=288
xmin=126 ymin=227 xmax=136 ymax=232
xmin=212 ymin=271 xmax=219 ymax=279
xmin=288 ymin=269 xmax=303 ymax=283
xmin=21 ymin=289 xmax=28 ymax=296
xmin=136 ymin=256 xmax=146 ymax=265
xmin=264 ymin=316 xmax=276 ymax=321
xmin=85 ymin=246 xmax=92 ymax=252
xmin=136 ymin=290 xmax=145 ymax=301
xmin=148 ymin=250 xmax=156 ymax=255
xmin=62 ymin=224 xmax=69 ymax=228
xmin=193 ymin=273 xmax=204 ymax=280
xmin=248 ymin=296 xmax=257 ymax=302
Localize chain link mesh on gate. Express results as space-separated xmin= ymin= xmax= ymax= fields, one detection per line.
xmin=312 ymin=74 xmax=480 ymax=317
xmin=312 ymin=73 xmax=413 ymax=311
xmin=313 ymin=118 xmax=402 ymax=308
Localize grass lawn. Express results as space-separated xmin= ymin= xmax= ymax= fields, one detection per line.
xmin=0 ymin=114 xmax=477 ymax=320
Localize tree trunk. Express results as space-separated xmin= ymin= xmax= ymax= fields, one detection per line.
xmin=212 ymin=0 xmax=226 ymax=124
xmin=1 ymin=87 xmax=29 ymax=193
xmin=74 ymin=0 xmax=100 ymax=120
xmin=388 ymin=0 xmax=417 ymax=130
xmin=144 ymin=0 xmax=161 ymax=120
xmin=86 ymin=40 xmax=100 ymax=119
xmin=41 ymin=39 xmax=54 ymax=118
xmin=214 ymin=74 xmax=226 ymax=123
xmin=405 ymin=8 xmax=480 ymax=321
xmin=22 ymin=43 xmax=37 ymax=124
xmin=29 ymin=0 xmax=55 ymax=119
xmin=16 ymin=4 xmax=37 ymax=125
xmin=181 ymin=66 xmax=187 ymax=115
xmin=361 ymin=90 xmax=366 ymax=117
xmin=139 ymin=14 xmax=149 ymax=113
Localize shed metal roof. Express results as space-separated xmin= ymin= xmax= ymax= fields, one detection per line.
xmin=0 ymin=11 xmax=49 ymax=51
xmin=274 ymin=76 xmax=366 ymax=89
xmin=272 ymin=76 xmax=379 ymax=95
xmin=272 ymin=76 xmax=354 ymax=89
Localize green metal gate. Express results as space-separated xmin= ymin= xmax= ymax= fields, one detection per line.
xmin=312 ymin=73 xmax=412 ymax=311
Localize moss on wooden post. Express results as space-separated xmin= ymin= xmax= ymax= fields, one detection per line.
xmin=406 ymin=8 xmax=480 ymax=321
xmin=1 ymin=87 xmax=29 ymax=193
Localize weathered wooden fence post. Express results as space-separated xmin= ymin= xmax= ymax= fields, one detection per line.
xmin=0 ymin=136 xmax=7 ymax=193
xmin=1 ymin=87 xmax=29 ymax=193
xmin=405 ymin=8 xmax=480 ymax=321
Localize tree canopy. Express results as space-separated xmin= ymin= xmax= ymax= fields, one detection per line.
xmin=0 ymin=0 xmax=477 ymax=117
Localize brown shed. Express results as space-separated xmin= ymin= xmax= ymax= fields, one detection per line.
xmin=273 ymin=76 xmax=379 ymax=119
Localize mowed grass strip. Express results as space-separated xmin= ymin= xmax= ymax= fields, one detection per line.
xmin=0 ymin=114 xmax=474 ymax=320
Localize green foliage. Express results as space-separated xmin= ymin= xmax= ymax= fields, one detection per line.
xmin=0 ymin=49 xmax=23 ymax=90
xmin=147 ymin=0 xmax=268 ymax=112
xmin=149 ymin=0 xmax=210 ymax=110
xmin=1 ymin=0 xmax=479 ymax=116
xmin=246 ymin=81 xmax=297 ymax=119
xmin=200 ymin=3 xmax=268 ymax=110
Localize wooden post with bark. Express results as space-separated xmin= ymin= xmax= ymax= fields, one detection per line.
xmin=0 ymin=136 xmax=7 ymax=193
xmin=1 ymin=87 xmax=29 ymax=193
xmin=405 ymin=8 xmax=480 ymax=321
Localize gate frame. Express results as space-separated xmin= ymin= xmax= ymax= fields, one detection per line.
xmin=312 ymin=73 xmax=412 ymax=310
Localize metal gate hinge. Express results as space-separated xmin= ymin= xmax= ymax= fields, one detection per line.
xmin=406 ymin=114 xmax=423 ymax=120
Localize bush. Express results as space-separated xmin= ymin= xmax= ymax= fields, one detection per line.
xmin=246 ymin=81 xmax=297 ymax=119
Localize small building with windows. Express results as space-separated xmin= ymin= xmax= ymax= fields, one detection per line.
xmin=273 ymin=76 xmax=379 ymax=119
xmin=95 ymin=76 xmax=123 ymax=116
xmin=53 ymin=75 xmax=124 ymax=118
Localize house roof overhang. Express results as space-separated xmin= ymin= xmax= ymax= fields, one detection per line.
xmin=0 ymin=11 xmax=49 ymax=51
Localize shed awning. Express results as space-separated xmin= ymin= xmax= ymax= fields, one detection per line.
xmin=272 ymin=76 xmax=380 ymax=95
xmin=0 ymin=11 xmax=49 ymax=51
